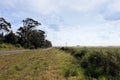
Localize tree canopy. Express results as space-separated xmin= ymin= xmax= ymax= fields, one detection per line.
xmin=0 ymin=17 xmax=11 ymax=32
xmin=0 ymin=17 xmax=52 ymax=49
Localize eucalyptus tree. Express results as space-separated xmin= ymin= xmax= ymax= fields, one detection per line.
xmin=17 ymin=18 xmax=41 ymax=47
xmin=17 ymin=18 xmax=41 ymax=39
xmin=0 ymin=17 xmax=11 ymax=32
xmin=0 ymin=17 xmax=11 ymax=43
xmin=27 ymin=30 xmax=45 ymax=48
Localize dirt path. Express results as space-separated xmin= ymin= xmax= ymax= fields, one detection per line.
xmin=0 ymin=50 xmax=30 ymax=55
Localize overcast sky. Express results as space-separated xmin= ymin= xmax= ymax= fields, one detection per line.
xmin=0 ymin=0 xmax=120 ymax=46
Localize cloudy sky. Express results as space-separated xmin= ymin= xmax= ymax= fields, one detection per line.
xmin=0 ymin=0 xmax=120 ymax=46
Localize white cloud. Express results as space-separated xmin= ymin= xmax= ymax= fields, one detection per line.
xmin=46 ymin=20 xmax=120 ymax=46
xmin=0 ymin=0 xmax=110 ymax=14
xmin=108 ymin=0 xmax=120 ymax=12
xmin=59 ymin=0 xmax=109 ymax=12
xmin=100 ymin=0 xmax=120 ymax=21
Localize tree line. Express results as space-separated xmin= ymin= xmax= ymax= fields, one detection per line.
xmin=0 ymin=17 xmax=52 ymax=49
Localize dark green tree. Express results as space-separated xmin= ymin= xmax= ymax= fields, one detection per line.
xmin=27 ymin=30 xmax=45 ymax=48
xmin=0 ymin=33 xmax=4 ymax=43
xmin=27 ymin=30 xmax=52 ymax=48
xmin=17 ymin=18 xmax=41 ymax=47
xmin=4 ymin=31 xmax=18 ymax=44
xmin=0 ymin=17 xmax=11 ymax=43
xmin=43 ymin=40 xmax=52 ymax=48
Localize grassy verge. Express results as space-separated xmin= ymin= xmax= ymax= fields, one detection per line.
xmin=0 ymin=48 xmax=86 ymax=80
xmin=0 ymin=43 xmax=23 ymax=51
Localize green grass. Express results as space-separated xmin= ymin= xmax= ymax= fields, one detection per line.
xmin=0 ymin=48 xmax=86 ymax=80
xmin=0 ymin=43 xmax=23 ymax=51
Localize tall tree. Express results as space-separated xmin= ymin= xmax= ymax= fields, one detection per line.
xmin=17 ymin=18 xmax=41 ymax=47
xmin=22 ymin=18 xmax=41 ymax=30
xmin=0 ymin=17 xmax=11 ymax=32
xmin=0 ymin=17 xmax=11 ymax=43
xmin=27 ymin=30 xmax=45 ymax=48
xmin=17 ymin=18 xmax=41 ymax=40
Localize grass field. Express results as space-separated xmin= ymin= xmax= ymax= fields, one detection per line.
xmin=0 ymin=47 xmax=120 ymax=80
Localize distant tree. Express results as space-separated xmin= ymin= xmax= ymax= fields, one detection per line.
xmin=0 ymin=17 xmax=11 ymax=32
xmin=4 ymin=31 xmax=17 ymax=44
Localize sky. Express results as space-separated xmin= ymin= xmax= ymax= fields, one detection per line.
xmin=0 ymin=0 xmax=120 ymax=46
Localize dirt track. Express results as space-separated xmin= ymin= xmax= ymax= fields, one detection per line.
xmin=0 ymin=50 xmax=30 ymax=55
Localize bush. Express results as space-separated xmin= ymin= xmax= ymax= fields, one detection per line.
xmin=60 ymin=47 xmax=120 ymax=79
xmin=42 ymin=40 xmax=52 ymax=48
xmin=15 ymin=44 xmax=21 ymax=48
xmin=29 ymin=45 xmax=35 ymax=49
xmin=64 ymin=65 xmax=84 ymax=78
xmin=81 ymin=50 xmax=120 ymax=78
xmin=65 ymin=68 xmax=79 ymax=77
xmin=60 ymin=47 xmax=76 ymax=55
xmin=0 ymin=43 xmax=9 ymax=48
xmin=74 ymin=49 xmax=87 ymax=59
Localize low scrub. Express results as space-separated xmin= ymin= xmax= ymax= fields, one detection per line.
xmin=60 ymin=47 xmax=120 ymax=80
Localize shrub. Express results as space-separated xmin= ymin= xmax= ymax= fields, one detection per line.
xmin=15 ymin=44 xmax=21 ymax=48
xmin=0 ymin=43 xmax=9 ymax=48
xmin=74 ymin=49 xmax=87 ymax=59
xmin=64 ymin=65 xmax=84 ymax=78
xmin=60 ymin=47 xmax=120 ymax=79
xmin=29 ymin=45 xmax=35 ymax=49
xmin=81 ymin=50 xmax=120 ymax=78
xmin=60 ymin=47 xmax=76 ymax=55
